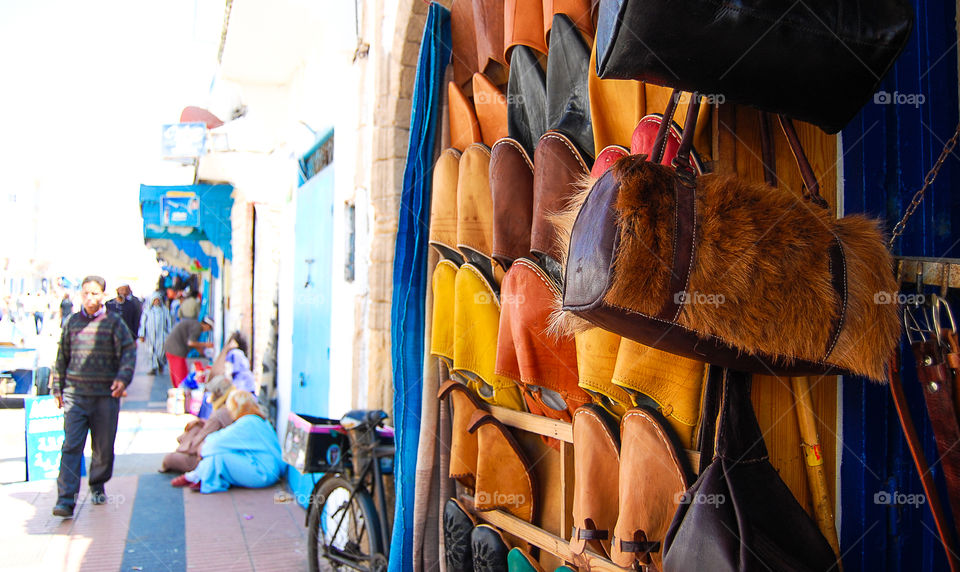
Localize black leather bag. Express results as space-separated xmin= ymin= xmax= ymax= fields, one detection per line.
xmin=595 ymin=0 xmax=914 ymax=133
xmin=662 ymin=367 xmax=838 ymax=571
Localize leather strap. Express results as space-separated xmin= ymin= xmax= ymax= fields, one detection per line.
xmin=820 ymin=237 xmax=848 ymax=362
xmin=888 ymin=351 xmax=960 ymax=572
xmin=571 ymin=526 xmax=609 ymax=540
xmin=657 ymin=96 xmax=701 ymax=322
xmin=759 ymin=112 xmax=778 ymax=187
xmin=778 ymin=115 xmax=828 ymax=209
xmin=650 ymin=89 xmax=682 ymax=164
xmin=616 ymin=537 xmax=660 ymax=555
xmin=915 ymin=335 xmax=960 ymax=539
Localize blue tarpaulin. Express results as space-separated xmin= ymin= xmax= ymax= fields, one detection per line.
xmin=388 ymin=4 xmax=450 ymax=570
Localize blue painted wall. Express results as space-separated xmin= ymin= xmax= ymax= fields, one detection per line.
xmin=841 ymin=1 xmax=959 ymax=569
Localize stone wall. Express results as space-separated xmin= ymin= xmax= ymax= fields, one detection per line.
xmin=356 ymin=0 xmax=430 ymax=414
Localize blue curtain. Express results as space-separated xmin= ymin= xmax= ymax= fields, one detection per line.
xmin=389 ymin=4 xmax=451 ymax=570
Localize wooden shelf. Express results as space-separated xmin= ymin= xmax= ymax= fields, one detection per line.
xmin=461 ymin=494 xmax=625 ymax=571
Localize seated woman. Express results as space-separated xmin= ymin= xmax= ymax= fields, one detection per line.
xmin=223 ymin=331 xmax=257 ymax=396
xmin=161 ymin=375 xmax=235 ymax=473
xmin=171 ymin=390 xmax=283 ymax=493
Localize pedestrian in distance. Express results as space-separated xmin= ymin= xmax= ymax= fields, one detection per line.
xmin=139 ymin=293 xmax=172 ymax=375
xmin=164 ymin=316 xmax=214 ymax=388
xmin=52 ymin=275 xmax=136 ymax=518
xmin=59 ymin=292 xmax=74 ymax=329
xmin=106 ymin=284 xmax=142 ymax=338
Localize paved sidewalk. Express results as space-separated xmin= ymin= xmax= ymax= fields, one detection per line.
xmin=0 ymin=345 xmax=310 ymax=572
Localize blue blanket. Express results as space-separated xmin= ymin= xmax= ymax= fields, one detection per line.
xmin=389 ymin=3 xmax=451 ymax=570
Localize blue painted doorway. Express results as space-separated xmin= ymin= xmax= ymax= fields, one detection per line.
xmin=288 ymin=132 xmax=335 ymax=502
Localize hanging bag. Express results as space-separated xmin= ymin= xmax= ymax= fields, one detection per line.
xmin=555 ymin=95 xmax=901 ymax=381
xmin=594 ymin=0 xmax=914 ymax=133
xmin=661 ymin=367 xmax=838 ymax=571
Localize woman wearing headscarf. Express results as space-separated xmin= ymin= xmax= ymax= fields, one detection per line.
xmin=138 ymin=293 xmax=172 ymax=375
xmin=160 ymin=375 xmax=236 ymax=473
xmin=171 ymin=390 xmax=283 ymax=493
xmin=223 ymin=331 xmax=257 ymax=395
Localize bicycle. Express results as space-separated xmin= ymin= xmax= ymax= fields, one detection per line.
xmin=307 ymin=409 xmax=395 ymax=572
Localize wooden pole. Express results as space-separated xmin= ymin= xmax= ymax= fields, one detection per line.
xmin=790 ymin=376 xmax=843 ymax=569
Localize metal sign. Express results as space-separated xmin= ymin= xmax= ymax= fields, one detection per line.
xmin=161 ymin=122 xmax=207 ymax=159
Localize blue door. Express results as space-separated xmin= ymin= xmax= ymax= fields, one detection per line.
xmin=288 ymin=159 xmax=335 ymax=502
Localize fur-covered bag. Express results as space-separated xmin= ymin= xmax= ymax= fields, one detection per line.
xmin=555 ymin=107 xmax=900 ymax=382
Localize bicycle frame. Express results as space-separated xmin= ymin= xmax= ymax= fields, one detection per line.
xmin=315 ymin=434 xmax=396 ymax=570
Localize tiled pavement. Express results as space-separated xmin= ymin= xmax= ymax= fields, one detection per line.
xmin=0 ymin=345 xmax=311 ymax=572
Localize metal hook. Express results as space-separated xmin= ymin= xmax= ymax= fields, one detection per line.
xmin=903 ymin=306 xmax=928 ymax=345
xmin=931 ymin=293 xmax=957 ymax=337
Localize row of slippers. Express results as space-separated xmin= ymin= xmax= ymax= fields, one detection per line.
xmin=430 ymin=123 xmax=713 ymax=451
xmin=438 ymin=376 xmax=692 ymax=569
xmin=444 ymin=501 xmax=576 ymax=572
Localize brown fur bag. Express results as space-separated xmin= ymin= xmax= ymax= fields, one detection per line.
xmin=555 ymin=108 xmax=900 ymax=382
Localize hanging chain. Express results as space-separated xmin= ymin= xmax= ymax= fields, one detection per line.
xmin=889 ymin=122 xmax=960 ymax=248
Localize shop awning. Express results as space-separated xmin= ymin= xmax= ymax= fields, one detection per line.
xmin=139 ymin=183 xmax=234 ymax=261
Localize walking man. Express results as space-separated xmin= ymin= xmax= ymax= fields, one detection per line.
xmin=52 ymin=276 xmax=136 ymax=517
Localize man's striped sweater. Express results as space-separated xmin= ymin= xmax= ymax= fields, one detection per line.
xmin=54 ymin=309 xmax=136 ymax=396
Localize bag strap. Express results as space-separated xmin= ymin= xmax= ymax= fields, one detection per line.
xmin=650 ymin=89 xmax=682 ymax=164
xmin=656 ymin=95 xmax=702 ymax=322
xmin=778 ymin=116 xmax=829 ymax=209
xmin=695 ymin=365 xmax=725 ymax=473
xmin=759 ymin=112 xmax=778 ymax=187
xmin=888 ymin=347 xmax=960 ymax=572
xmin=713 ymin=368 xmax=768 ymax=462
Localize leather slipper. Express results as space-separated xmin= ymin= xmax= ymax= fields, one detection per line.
xmin=506 ymin=45 xmax=548 ymax=157
xmin=544 ymin=14 xmax=593 ymax=159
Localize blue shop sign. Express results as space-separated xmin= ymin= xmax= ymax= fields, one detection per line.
xmin=160 ymin=192 xmax=201 ymax=227
xmin=24 ymin=396 xmax=83 ymax=481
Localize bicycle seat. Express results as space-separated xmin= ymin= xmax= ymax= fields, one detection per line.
xmin=341 ymin=409 xmax=389 ymax=430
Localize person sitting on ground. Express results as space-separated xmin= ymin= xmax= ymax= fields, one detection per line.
xmin=223 ymin=331 xmax=257 ymax=396
xmin=171 ymin=391 xmax=283 ymax=493
xmin=160 ymin=375 xmax=236 ymax=473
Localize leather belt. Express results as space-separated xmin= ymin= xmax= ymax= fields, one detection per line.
xmin=888 ymin=349 xmax=960 ymax=572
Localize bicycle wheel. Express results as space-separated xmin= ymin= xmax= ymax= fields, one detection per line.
xmin=308 ymin=474 xmax=385 ymax=572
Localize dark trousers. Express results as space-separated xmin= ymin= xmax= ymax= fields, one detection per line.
xmin=56 ymin=393 xmax=120 ymax=506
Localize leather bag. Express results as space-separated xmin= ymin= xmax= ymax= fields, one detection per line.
xmin=557 ymin=99 xmax=901 ymax=381
xmin=662 ymin=367 xmax=838 ymax=571
xmin=594 ymin=0 xmax=914 ymax=133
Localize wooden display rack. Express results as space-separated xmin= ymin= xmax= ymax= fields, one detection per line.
xmin=460 ymin=405 xmax=700 ymax=571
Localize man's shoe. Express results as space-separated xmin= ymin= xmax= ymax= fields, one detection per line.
xmin=171 ymin=475 xmax=192 ymax=487
xmin=52 ymin=504 xmax=74 ymax=517
xmin=90 ymin=490 xmax=106 ymax=505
